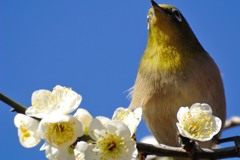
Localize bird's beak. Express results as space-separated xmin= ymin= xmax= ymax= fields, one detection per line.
xmin=151 ymin=0 xmax=165 ymax=15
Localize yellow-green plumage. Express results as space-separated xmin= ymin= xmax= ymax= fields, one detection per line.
xmin=130 ymin=0 xmax=226 ymax=155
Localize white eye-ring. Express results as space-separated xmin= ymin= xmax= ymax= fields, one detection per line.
xmin=147 ymin=14 xmax=153 ymax=30
xmin=172 ymin=8 xmax=182 ymax=22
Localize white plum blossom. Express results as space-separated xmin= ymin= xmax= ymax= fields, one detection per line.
xmin=38 ymin=113 xmax=84 ymax=160
xmin=74 ymin=108 xmax=93 ymax=135
xmin=176 ymin=103 xmax=222 ymax=142
xmin=112 ymin=107 xmax=142 ymax=136
xmin=85 ymin=117 xmax=137 ymax=160
xmin=25 ymin=85 xmax=82 ymax=118
xmin=38 ymin=113 xmax=83 ymax=148
xmin=14 ymin=113 xmax=41 ymax=148
xmin=13 ymin=85 xmax=143 ymax=160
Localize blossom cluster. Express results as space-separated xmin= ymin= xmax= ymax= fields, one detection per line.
xmin=14 ymin=85 xmax=142 ymax=160
xmin=14 ymin=85 xmax=222 ymax=160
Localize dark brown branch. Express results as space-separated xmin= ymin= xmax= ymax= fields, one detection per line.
xmin=0 ymin=93 xmax=27 ymax=114
xmin=137 ymin=142 xmax=240 ymax=159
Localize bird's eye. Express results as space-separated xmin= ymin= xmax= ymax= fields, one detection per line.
xmin=147 ymin=14 xmax=153 ymax=30
xmin=172 ymin=8 xmax=182 ymax=22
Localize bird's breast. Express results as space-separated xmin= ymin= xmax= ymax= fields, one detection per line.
xmin=130 ymin=51 xmax=226 ymax=146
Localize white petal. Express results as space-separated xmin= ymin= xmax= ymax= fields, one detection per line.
xmin=122 ymin=139 xmax=136 ymax=160
xmin=52 ymin=85 xmax=82 ymax=114
xmin=211 ymin=116 xmax=222 ymax=135
xmin=74 ymin=108 xmax=93 ymax=134
xmin=31 ymin=90 xmax=52 ymax=106
xmin=88 ymin=118 xmax=106 ymax=140
xmin=42 ymin=143 xmax=75 ymax=160
xmin=176 ymin=122 xmax=193 ymax=140
xmin=176 ymin=122 xmax=184 ymax=136
xmin=112 ymin=107 xmax=142 ymax=136
xmin=25 ymin=90 xmax=52 ymax=118
xmin=74 ymin=141 xmax=88 ymax=160
xmin=26 ymin=85 xmax=82 ymax=118
xmin=112 ymin=107 xmax=125 ymax=118
xmin=133 ymin=107 xmax=142 ymax=120
xmin=176 ymin=106 xmax=189 ymax=122
xmin=14 ymin=114 xmax=41 ymax=148
xmin=108 ymin=121 xmax=131 ymax=138
xmin=190 ymin=103 xmax=212 ymax=114
xmin=25 ymin=106 xmax=46 ymax=118
xmin=96 ymin=116 xmax=111 ymax=127
xmin=84 ymin=144 xmax=99 ymax=160
xmin=75 ymin=141 xmax=88 ymax=153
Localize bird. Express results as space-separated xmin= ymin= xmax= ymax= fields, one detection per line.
xmin=129 ymin=0 xmax=226 ymax=152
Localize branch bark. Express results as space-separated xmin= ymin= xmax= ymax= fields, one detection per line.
xmin=0 ymin=93 xmax=27 ymax=114
xmin=137 ymin=142 xmax=240 ymax=159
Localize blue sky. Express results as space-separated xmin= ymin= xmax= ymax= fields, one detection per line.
xmin=1 ymin=0 xmax=240 ymax=159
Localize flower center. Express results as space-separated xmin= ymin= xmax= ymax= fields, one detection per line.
xmin=97 ymin=132 xmax=126 ymax=159
xmin=19 ymin=124 xmax=31 ymax=141
xmin=45 ymin=121 xmax=75 ymax=146
xmin=116 ymin=109 xmax=131 ymax=121
xmin=183 ymin=112 xmax=214 ymax=138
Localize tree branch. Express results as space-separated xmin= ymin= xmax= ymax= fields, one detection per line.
xmin=137 ymin=141 xmax=240 ymax=159
xmin=224 ymin=116 xmax=240 ymax=130
xmin=0 ymin=93 xmax=27 ymax=114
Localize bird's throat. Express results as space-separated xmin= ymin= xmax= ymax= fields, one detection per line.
xmin=139 ymin=44 xmax=188 ymax=76
xmin=138 ymin=24 xmax=204 ymax=77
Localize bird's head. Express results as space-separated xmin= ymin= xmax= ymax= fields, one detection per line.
xmin=139 ymin=1 xmax=205 ymax=75
xmin=147 ymin=0 xmax=199 ymax=46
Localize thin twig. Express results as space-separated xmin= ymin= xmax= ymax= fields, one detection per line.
xmin=0 ymin=93 xmax=27 ymax=114
xmin=224 ymin=116 xmax=240 ymax=130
